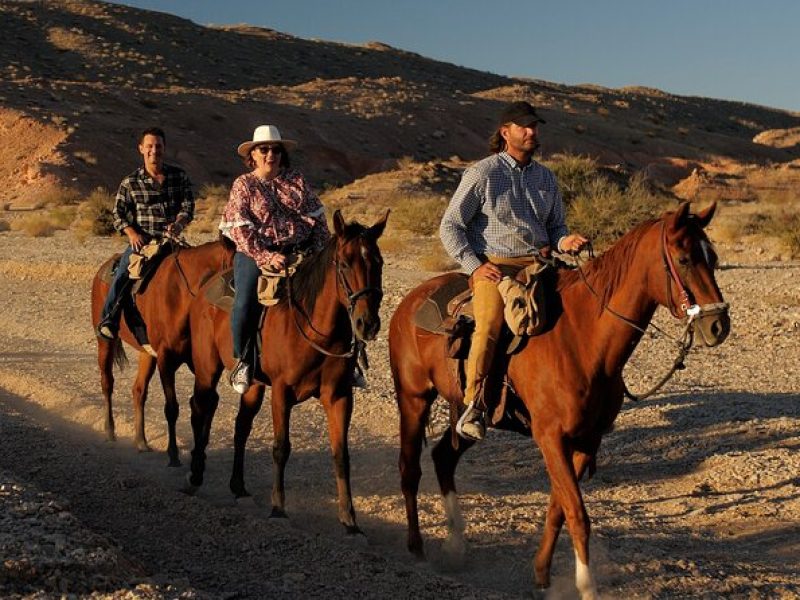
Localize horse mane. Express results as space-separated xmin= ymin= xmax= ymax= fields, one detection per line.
xmin=557 ymin=217 xmax=660 ymax=310
xmin=290 ymin=221 xmax=368 ymax=314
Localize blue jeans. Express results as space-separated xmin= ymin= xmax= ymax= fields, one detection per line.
xmin=231 ymin=252 xmax=261 ymax=359
xmin=100 ymin=245 xmax=134 ymax=328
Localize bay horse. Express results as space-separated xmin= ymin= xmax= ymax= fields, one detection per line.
xmin=90 ymin=238 xmax=234 ymax=465
xmin=186 ymin=210 xmax=387 ymax=534
xmin=389 ymin=202 xmax=730 ymax=598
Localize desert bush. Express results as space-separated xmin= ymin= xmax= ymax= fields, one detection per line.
xmin=36 ymin=184 xmax=81 ymax=207
xmin=48 ymin=206 xmax=78 ymax=229
xmin=12 ymin=215 xmax=57 ymax=237
xmin=0 ymin=219 xmax=10 ymax=232
xmin=567 ymin=173 xmax=670 ymax=248
xmin=763 ymin=211 xmax=800 ymax=257
xmin=391 ymin=193 xmax=447 ymax=236
xmin=74 ymin=187 xmax=116 ymax=237
xmin=544 ymin=154 xmax=599 ymax=203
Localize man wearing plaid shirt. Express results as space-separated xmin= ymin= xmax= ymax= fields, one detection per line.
xmin=440 ymin=101 xmax=588 ymax=441
xmin=97 ymin=127 xmax=194 ymax=342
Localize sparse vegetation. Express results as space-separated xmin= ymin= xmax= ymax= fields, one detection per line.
xmin=390 ymin=193 xmax=447 ymax=236
xmin=567 ymin=172 xmax=671 ymax=248
xmin=35 ymin=184 xmax=81 ymax=208
xmin=72 ymin=187 xmax=116 ymax=240
xmin=12 ymin=215 xmax=57 ymax=237
xmin=0 ymin=219 xmax=10 ymax=232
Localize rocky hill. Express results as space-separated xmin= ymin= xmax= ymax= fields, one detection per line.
xmin=2 ymin=0 xmax=799 ymax=205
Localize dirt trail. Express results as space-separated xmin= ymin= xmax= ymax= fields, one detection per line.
xmin=0 ymin=230 xmax=798 ymax=599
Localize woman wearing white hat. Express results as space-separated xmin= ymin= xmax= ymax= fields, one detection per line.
xmin=219 ymin=125 xmax=330 ymax=394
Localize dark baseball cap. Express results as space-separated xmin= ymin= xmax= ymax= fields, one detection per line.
xmin=499 ymin=101 xmax=546 ymax=127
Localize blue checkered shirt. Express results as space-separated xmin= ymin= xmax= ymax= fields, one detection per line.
xmin=440 ymin=152 xmax=569 ymax=274
xmin=112 ymin=164 xmax=194 ymax=238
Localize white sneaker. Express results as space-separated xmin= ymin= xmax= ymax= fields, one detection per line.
xmin=455 ymin=400 xmax=486 ymax=441
xmin=230 ymin=361 xmax=251 ymax=395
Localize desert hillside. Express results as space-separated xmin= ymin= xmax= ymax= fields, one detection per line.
xmin=2 ymin=0 xmax=800 ymax=207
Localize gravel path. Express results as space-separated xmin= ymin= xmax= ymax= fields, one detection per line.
xmin=0 ymin=230 xmax=798 ymax=599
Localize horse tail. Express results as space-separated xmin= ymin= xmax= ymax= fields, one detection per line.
xmin=111 ymin=337 xmax=128 ymax=371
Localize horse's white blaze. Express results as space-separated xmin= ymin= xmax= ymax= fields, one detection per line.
xmin=574 ymin=549 xmax=598 ymax=600
xmin=441 ymin=491 xmax=466 ymax=557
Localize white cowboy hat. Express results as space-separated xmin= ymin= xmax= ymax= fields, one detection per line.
xmin=237 ymin=125 xmax=296 ymax=157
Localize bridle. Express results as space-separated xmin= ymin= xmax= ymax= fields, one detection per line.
xmin=574 ymin=220 xmax=728 ymax=401
xmin=660 ymin=221 xmax=728 ymax=321
xmin=287 ymin=235 xmax=382 ymax=358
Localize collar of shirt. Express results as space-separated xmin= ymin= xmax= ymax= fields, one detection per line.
xmin=498 ymin=151 xmax=536 ymax=172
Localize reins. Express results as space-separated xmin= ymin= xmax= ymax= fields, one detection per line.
xmin=569 ymin=222 xmax=715 ymax=402
xmin=285 ymin=239 xmax=381 ymax=359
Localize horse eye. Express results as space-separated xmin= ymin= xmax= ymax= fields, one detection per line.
xmin=678 ymin=256 xmax=690 ymax=266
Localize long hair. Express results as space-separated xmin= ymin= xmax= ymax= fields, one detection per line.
xmin=489 ymin=129 xmax=505 ymax=153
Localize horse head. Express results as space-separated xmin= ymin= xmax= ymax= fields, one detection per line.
xmin=662 ymin=201 xmax=730 ymax=347
xmin=332 ymin=209 xmax=388 ymax=341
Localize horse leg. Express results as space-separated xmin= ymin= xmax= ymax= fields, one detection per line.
xmin=187 ymin=384 xmax=220 ymax=489
xmin=157 ymin=355 xmax=181 ymax=467
xmin=398 ymin=390 xmax=433 ymax=557
xmin=131 ymin=351 xmax=156 ymax=452
xmin=97 ymin=339 xmax=117 ymax=442
xmin=535 ymin=428 xmax=598 ymax=600
xmin=229 ymin=384 xmax=265 ymax=498
xmin=269 ymin=382 xmax=293 ymax=519
xmin=431 ymin=424 xmax=474 ymax=559
xmin=321 ymin=390 xmax=360 ymax=534
xmin=533 ymin=449 xmax=596 ymax=589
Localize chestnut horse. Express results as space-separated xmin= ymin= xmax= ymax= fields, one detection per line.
xmin=90 ymin=239 xmax=234 ymax=465
xmin=389 ymin=202 xmax=730 ymax=598
xmin=186 ymin=210 xmax=387 ymax=533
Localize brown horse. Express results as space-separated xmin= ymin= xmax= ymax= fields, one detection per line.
xmin=90 ymin=239 xmax=234 ymax=465
xmin=185 ymin=210 xmax=387 ymax=534
xmin=389 ymin=202 xmax=730 ymax=598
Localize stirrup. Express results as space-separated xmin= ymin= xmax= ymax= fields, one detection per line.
xmin=229 ymin=360 xmax=251 ymax=395
xmin=456 ymin=400 xmax=486 ymax=441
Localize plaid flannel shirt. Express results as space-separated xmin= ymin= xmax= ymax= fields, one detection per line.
xmin=218 ymin=169 xmax=330 ymax=269
xmin=440 ymin=152 xmax=569 ymax=274
xmin=112 ymin=164 xmax=194 ymax=238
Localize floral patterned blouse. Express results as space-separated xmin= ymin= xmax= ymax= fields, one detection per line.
xmin=219 ymin=169 xmax=329 ymax=268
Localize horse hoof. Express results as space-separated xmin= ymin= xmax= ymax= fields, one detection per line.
xmin=167 ymin=458 xmax=182 ymax=468
xmin=344 ymin=526 xmax=368 ymax=546
xmin=105 ymin=432 xmax=116 ymax=443
xmin=269 ymin=507 xmax=289 ymax=519
xmin=181 ymin=472 xmax=200 ymax=495
xmin=229 ymin=480 xmax=249 ymax=498
xmin=136 ymin=442 xmax=152 ymax=453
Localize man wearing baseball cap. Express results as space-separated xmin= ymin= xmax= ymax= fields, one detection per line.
xmin=440 ymin=100 xmax=589 ymax=441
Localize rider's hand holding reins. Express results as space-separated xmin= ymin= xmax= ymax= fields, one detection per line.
xmin=124 ymin=226 xmax=148 ymax=252
xmin=559 ymin=233 xmax=590 ymax=255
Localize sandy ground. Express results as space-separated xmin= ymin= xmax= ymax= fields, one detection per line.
xmin=0 ymin=229 xmax=798 ymax=599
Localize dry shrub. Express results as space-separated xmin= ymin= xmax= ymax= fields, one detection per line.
xmin=568 ymin=173 xmax=670 ymax=248
xmin=48 ymin=206 xmax=78 ymax=229
xmin=36 ymin=184 xmax=81 ymax=208
xmin=391 ymin=193 xmax=447 ymax=235
xmin=545 ymin=154 xmax=599 ymax=203
xmin=73 ymin=187 xmax=116 ymax=238
xmin=12 ymin=215 xmax=57 ymax=237
xmin=418 ymin=245 xmax=458 ymax=272
xmin=0 ymin=219 xmax=10 ymax=232
xmin=762 ymin=211 xmax=800 ymax=257
xmin=377 ymin=233 xmax=406 ymax=254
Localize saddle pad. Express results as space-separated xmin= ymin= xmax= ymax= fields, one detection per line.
xmin=413 ymin=274 xmax=470 ymax=333
xmin=204 ymin=268 xmax=235 ymax=313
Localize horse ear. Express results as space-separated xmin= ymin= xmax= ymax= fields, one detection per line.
xmin=668 ymin=201 xmax=691 ymax=233
xmin=695 ymin=201 xmax=717 ymax=228
xmin=333 ymin=209 xmax=346 ymax=237
xmin=367 ymin=209 xmax=389 ymax=240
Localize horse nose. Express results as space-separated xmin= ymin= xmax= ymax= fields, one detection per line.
xmin=703 ymin=313 xmax=730 ymax=347
xmin=356 ymin=314 xmax=380 ymax=341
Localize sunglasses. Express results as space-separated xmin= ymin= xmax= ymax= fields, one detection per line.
xmin=255 ymin=145 xmax=283 ymax=155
